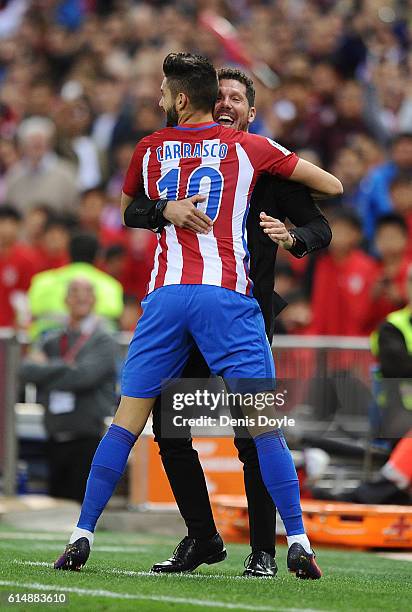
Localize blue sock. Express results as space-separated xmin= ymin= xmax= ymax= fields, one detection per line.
xmin=77 ymin=424 xmax=137 ymax=533
xmin=254 ymin=429 xmax=304 ymax=535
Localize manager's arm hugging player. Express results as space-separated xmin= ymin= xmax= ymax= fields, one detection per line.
xmin=55 ymin=52 xmax=341 ymax=580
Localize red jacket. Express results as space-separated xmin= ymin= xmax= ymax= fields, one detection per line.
xmin=310 ymin=250 xmax=378 ymax=336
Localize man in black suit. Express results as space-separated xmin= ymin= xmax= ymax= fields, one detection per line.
xmin=124 ymin=68 xmax=331 ymax=577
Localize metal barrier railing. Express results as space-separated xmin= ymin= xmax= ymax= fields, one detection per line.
xmin=0 ymin=332 xmax=374 ymax=496
xmin=0 ymin=331 xmax=20 ymax=496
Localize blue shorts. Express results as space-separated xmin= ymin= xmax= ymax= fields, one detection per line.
xmin=121 ymin=285 xmax=275 ymax=398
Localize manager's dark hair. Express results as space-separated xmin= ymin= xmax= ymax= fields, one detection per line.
xmin=163 ymin=53 xmax=218 ymax=113
xmin=218 ymin=67 xmax=256 ymax=107
xmin=69 ymin=233 xmax=99 ymax=264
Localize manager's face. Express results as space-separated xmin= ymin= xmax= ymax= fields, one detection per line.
xmin=214 ymin=79 xmax=256 ymax=133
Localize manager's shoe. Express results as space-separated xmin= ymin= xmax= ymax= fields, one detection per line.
xmin=243 ymin=551 xmax=277 ymax=577
xmin=54 ymin=537 xmax=90 ymax=571
xmin=151 ymin=533 xmax=227 ymax=573
xmin=287 ymin=543 xmax=322 ymax=580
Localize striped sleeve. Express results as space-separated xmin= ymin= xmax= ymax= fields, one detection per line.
xmin=243 ymin=133 xmax=299 ymax=178
xmin=122 ymin=138 xmax=151 ymax=197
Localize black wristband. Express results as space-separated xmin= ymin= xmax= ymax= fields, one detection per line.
xmin=150 ymin=199 xmax=170 ymax=231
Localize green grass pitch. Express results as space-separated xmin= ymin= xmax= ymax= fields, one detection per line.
xmin=0 ymin=526 xmax=410 ymax=611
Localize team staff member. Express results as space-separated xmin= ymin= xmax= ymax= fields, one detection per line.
xmin=21 ymin=278 xmax=118 ymax=502
xmin=125 ymin=68 xmax=332 ymax=577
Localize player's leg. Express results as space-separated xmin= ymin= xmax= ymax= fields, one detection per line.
xmin=55 ymin=287 xmax=193 ymax=571
xmin=233 ymin=435 xmax=277 ymax=577
xmin=151 ymin=347 xmax=225 ymax=573
xmin=189 ymin=286 xmax=321 ymax=579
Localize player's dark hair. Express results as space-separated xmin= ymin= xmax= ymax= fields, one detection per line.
xmin=163 ymin=53 xmax=218 ymax=113
xmin=69 ymin=233 xmax=99 ymax=263
xmin=217 ymin=67 xmax=256 ymax=107
xmin=0 ymin=205 xmax=21 ymax=222
xmin=375 ymin=213 xmax=408 ymax=233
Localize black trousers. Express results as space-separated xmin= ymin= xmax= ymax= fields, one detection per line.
xmin=47 ymin=436 xmax=100 ymax=503
xmin=152 ymin=347 xmax=277 ymax=553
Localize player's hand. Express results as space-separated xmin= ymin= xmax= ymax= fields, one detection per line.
xmin=163 ymin=195 xmax=213 ymax=234
xmin=259 ymin=212 xmax=294 ymax=249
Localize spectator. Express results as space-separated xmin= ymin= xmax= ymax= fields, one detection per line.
xmin=30 ymin=213 xmax=71 ymax=272
xmin=4 ymin=116 xmax=79 ymax=213
xmin=388 ymin=175 xmax=412 ymax=256
xmin=367 ymin=214 xmax=411 ymax=330
xmin=102 ymin=244 xmax=127 ymax=282
xmin=25 ymin=80 xmax=56 ymax=118
xmin=54 ymin=95 xmax=102 ymax=190
xmin=90 ymin=74 xmax=125 ymax=154
xmin=22 ymin=204 xmax=52 ymax=250
xmin=20 ymin=278 xmax=118 ymax=502
xmin=0 ymin=204 xmax=35 ymax=328
xmin=367 ymin=266 xmax=412 ymax=440
xmin=310 ymin=209 xmax=377 ymax=336
xmin=361 ymin=133 xmax=412 ymax=242
xmin=317 ymin=81 xmax=376 ymax=166
xmin=331 ymin=146 xmax=366 ymax=213
xmin=28 ymin=232 xmax=123 ymax=338
xmin=78 ymin=187 xmax=126 ymax=247
xmin=339 ymin=434 xmax=412 ymax=505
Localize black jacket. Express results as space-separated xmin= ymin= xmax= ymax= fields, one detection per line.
xmin=124 ymin=175 xmax=331 ymax=341
xmin=376 ymin=319 xmax=412 ymax=437
xmin=246 ymin=175 xmax=330 ymax=340
xmin=378 ymin=320 xmax=412 ymax=378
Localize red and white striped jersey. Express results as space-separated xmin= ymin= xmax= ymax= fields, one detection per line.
xmin=123 ymin=121 xmax=298 ymax=296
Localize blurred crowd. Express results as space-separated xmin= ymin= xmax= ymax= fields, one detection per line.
xmin=1 ymin=0 xmax=412 ymax=338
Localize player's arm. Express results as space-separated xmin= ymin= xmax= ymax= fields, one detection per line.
xmin=287 ymin=158 xmax=342 ymax=197
xmin=123 ymin=190 xmax=212 ymax=234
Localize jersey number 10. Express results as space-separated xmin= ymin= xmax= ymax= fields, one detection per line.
xmin=157 ymin=166 xmax=224 ymax=222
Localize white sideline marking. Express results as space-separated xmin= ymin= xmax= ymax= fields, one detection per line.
xmin=0 ymin=580 xmax=325 ymax=612
xmin=377 ymin=552 xmax=412 ymax=562
xmin=13 ymin=560 xmax=270 ymax=581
